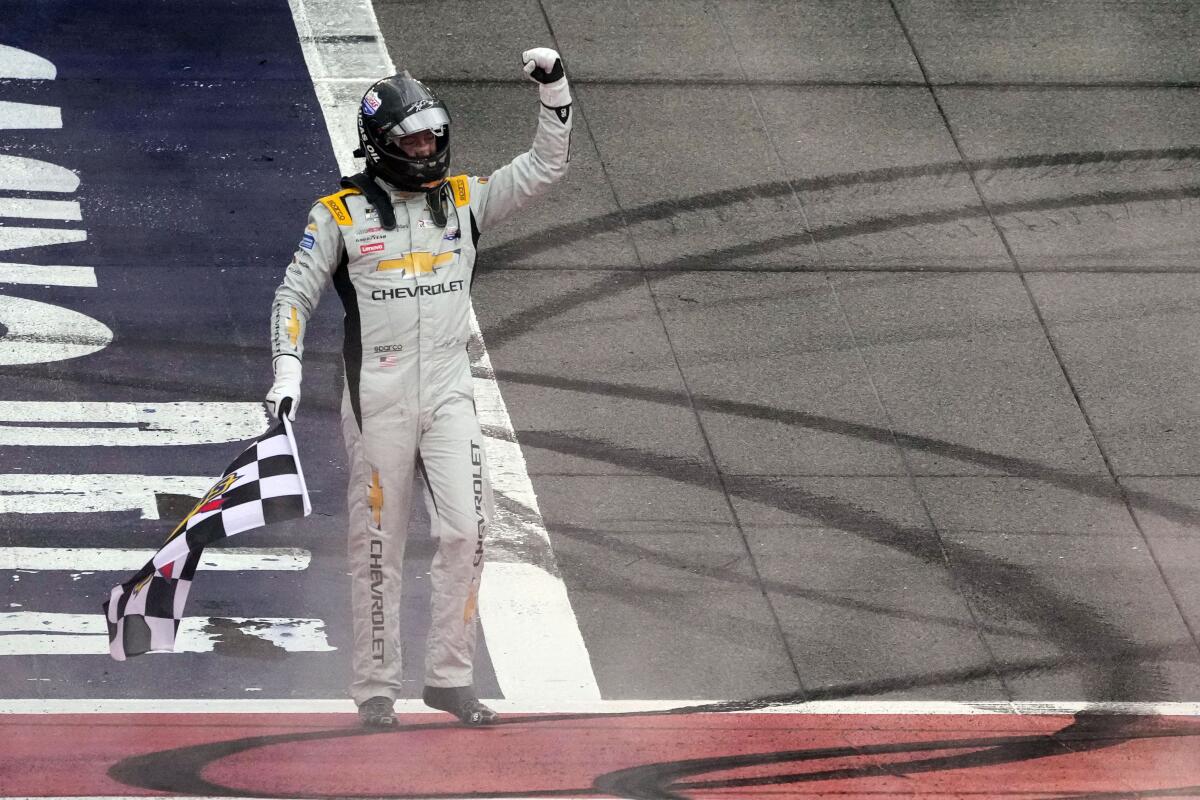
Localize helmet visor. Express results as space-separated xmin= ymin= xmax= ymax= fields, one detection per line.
xmin=387 ymin=106 xmax=450 ymax=138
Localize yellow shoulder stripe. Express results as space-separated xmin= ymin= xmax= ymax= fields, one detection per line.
xmin=447 ymin=175 xmax=470 ymax=207
xmin=317 ymin=188 xmax=360 ymax=226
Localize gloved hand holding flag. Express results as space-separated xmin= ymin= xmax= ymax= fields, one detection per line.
xmin=103 ymin=414 xmax=311 ymax=660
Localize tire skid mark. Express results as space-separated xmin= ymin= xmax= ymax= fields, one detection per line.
xmin=489 ymin=370 xmax=1200 ymax=533
xmin=514 ymin=430 xmax=1174 ymax=701
xmin=105 ymin=706 xmax=1200 ymax=798
xmin=652 ymin=185 xmax=1200 ymax=271
xmin=483 ymin=146 xmax=1200 ymax=265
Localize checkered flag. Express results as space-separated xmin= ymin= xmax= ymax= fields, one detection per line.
xmin=103 ymin=416 xmax=311 ymax=660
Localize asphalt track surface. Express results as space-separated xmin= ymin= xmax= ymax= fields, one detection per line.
xmin=4 ymin=0 xmax=1200 ymax=797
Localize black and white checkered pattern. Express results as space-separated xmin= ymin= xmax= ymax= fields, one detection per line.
xmin=104 ymin=419 xmax=311 ymax=660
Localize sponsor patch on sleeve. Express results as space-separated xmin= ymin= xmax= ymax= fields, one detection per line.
xmin=318 ymin=189 xmax=357 ymax=226
xmin=448 ymin=174 xmax=470 ymax=207
xmin=299 ymin=232 xmax=316 ymax=250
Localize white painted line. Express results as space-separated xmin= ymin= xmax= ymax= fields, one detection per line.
xmin=0 ymin=613 xmax=334 ymax=655
xmin=0 ymin=473 xmax=214 ymax=517
xmin=0 ymin=401 xmax=268 ymax=446
xmin=3 ymin=698 xmax=1200 ymax=716
xmin=0 ymin=225 xmax=86 ymax=253
xmin=0 ymin=547 xmax=311 ymax=572
xmin=0 ymin=154 xmax=79 ymax=192
xmin=0 ymin=101 xmax=61 ymax=129
xmin=0 ymin=261 xmax=95 ymax=286
xmin=0 ymin=294 xmax=110 ymax=365
xmin=0 ymin=198 xmax=81 ymax=221
xmin=287 ymin=0 xmax=600 ymax=701
xmin=0 ymin=44 xmax=56 ymax=79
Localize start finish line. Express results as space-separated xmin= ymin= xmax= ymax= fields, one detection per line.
xmin=1 ymin=701 xmax=1199 ymax=799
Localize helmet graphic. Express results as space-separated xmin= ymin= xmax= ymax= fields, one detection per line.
xmin=357 ymin=72 xmax=451 ymax=191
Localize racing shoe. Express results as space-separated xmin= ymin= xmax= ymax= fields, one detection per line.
xmin=422 ymin=686 xmax=499 ymax=726
xmin=358 ymin=695 xmax=397 ymax=728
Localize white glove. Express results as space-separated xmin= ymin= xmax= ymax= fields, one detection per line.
xmin=265 ymin=355 xmax=302 ymax=420
xmin=522 ymin=47 xmax=571 ymax=108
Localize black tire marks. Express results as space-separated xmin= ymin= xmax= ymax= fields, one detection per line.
xmin=481 ymin=146 xmax=1200 ymax=269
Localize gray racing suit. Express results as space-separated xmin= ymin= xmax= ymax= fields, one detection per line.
xmin=271 ymin=101 xmax=572 ymax=702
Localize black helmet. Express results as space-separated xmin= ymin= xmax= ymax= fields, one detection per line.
xmin=356 ymin=72 xmax=451 ymax=191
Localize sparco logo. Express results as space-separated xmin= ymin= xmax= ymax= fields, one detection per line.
xmin=471 ymin=442 xmax=486 ymax=567
xmin=373 ymin=344 xmax=404 ymax=353
xmin=370 ymin=539 xmax=385 ymax=662
xmin=371 ymin=280 xmax=464 ymax=301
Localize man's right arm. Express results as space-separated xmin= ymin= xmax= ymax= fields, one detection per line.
xmin=266 ymin=203 xmax=344 ymax=419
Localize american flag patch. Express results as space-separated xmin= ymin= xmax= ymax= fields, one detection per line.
xmin=379 ymin=355 xmax=399 ymax=368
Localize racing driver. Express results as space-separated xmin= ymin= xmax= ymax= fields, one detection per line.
xmin=264 ymin=48 xmax=572 ymax=727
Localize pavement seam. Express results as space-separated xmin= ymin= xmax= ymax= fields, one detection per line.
xmin=540 ymin=0 xmax=819 ymax=695
xmin=821 ymin=266 xmax=1016 ymax=700
xmin=525 ymin=0 xmax=813 ymax=696
xmin=629 ymin=0 xmax=833 ymax=696
xmin=717 ymin=0 xmax=1010 ymax=699
xmin=483 ymin=264 xmax=1200 ymax=275
xmin=362 ymin=76 xmax=1200 ymax=90
xmin=525 ymin=0 xmax=806 ymax=695
xmin=887 ymin=0 xmax=1200 ymax=682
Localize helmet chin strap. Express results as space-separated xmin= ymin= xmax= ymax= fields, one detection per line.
xmin=425 ymin=182 xmax=448 ymax=227
xmin=340 ymin=171 xmax=397 ymax=230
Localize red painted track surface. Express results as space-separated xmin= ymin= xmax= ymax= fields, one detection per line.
xmin=3 ymin=712 xmax=1200 ymax=798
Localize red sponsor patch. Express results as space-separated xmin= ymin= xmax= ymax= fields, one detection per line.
xmin=360 ymin=243 xmax=385 ymax=254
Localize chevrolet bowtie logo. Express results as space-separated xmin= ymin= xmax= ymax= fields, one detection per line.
xmin=286 ymin=307 xmax=301 ymax=346
xmin=463 ymin=583 xmax=478 ymax=623
xmin=368 ymin=469 xmax=383 ymax=528
xmin=376 ymin=249 xmax=459 ymax=275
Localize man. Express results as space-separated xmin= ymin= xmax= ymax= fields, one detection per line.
xmin=264 ymin=48 xmax=572 ymax=727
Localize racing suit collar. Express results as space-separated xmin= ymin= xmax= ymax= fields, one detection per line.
xmin=374 ymin=174 xmax=434 ymax=202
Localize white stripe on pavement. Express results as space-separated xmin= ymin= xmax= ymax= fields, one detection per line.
xmin=287 ymin=0 xmax=600 ymax=701
xmin=0 ymin=294 xmax=111 ymax=365
xmin=0 ymin=198 xmax=81 ymax=221
xmin=0 ymin=473 xmax=214 ymax=517
xmin=0 ymin=44 xmax=56 ymax=79
xmin=0 ymin=154 xmax=80 ymax=192
xmin=0 ymin=100 xmax=61 ymax=130
xmin=0 ymin=613 xmax=334 ymax=655
xmin=0 ymin=547 xmax=311 ymax=572
xmin=0 ymin=261 xmax=96 ymax=286
xmin=0 ymin=402 xmax=268 ymax=446
xmin=3 ymin=698 xmax=1200 ymax=716
xmin=0 ymin=225 xmax=86 ymax=253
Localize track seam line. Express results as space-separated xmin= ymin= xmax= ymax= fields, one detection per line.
xmin=528 ymin=1 xmax=808 ymax=694
xmin=885 ymin=0 xmax=1200 ymax=672
xmin=730 ymin=0 xmax=1011 ymax=698
xmin=707 ymin=0 xmax=821 ymax=692
xmin=327 ymin=76 xmax=1200 ymax=90
xmin=622 ymin=0 xmax=825 ymax=695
